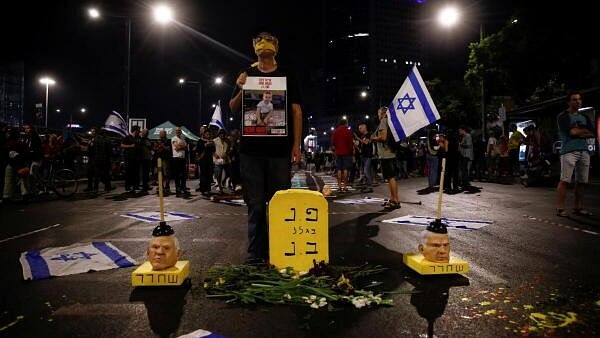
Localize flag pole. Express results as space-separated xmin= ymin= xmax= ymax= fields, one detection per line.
xmin=436 ymin=158 xmax=446 ymax=220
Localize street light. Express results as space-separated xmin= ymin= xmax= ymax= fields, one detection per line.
xmin=360 ymin=91 xmax=368 ymax=98
xmin=437 ymin=4 xmax=485 ymax=140
xmin=214 ymin=76 xmax=223 ymax=85
xmin=177 ymin=77 xmax=202 ymax=125
xmin=87 ymin=5 xmax=175 ymax=124
xmin=39 ymin=77 xmax=56 ymax=129
xmin=80 ymin=108 xmax=86 ymax=113
xmin=153 ymin=4 xmax=174 ymax=24
xmin=88 ymin=8 xmax=100 ymax=19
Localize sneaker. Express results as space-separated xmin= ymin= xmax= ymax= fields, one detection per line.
xmin=556 ymin=209 xmax=568 ymax=217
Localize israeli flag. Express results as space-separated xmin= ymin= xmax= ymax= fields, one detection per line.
xmin=178 ymin=329 xmax=227 ymax=338
xmin=102 ymin=111 xmax=128 ymax=137
xmin=20 ymin=242 xmax=137 ymax=280
xmin=387 ymin=66 xmax=440 ymax=141
xmin=209 ymin=101 xmax=225 ymax=130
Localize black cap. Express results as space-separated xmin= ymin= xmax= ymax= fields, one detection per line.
xmin=152 ymin=221 xmax=174 ymax=236
xmin=427 ymin=218 xmax=448 ymax=234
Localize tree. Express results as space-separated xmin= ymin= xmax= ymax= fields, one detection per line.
xmin=464 ymin=3 xmax=597 ymax=107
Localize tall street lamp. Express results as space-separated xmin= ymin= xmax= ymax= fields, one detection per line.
xmin=178 ymin=76 xmax=223 ymax=126
xmin=39 ymin=77 xmax=56 ymax=129
xmin=437 ymin=5 xmax=486 ymax=140
xmin=87 ymin=4 xmax=175 ymax=123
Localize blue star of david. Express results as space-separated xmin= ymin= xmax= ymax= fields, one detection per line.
xmin=50 ymin=252 xmax=97 ymax=261
xmin=396 ymin=93 xmax=417 ymax=114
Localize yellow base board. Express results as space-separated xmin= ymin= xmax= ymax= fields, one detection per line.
xmin=131 ymin=261 xmax=190 ymax=286
xmin=403 ymin=253 xmax=469 ymax=275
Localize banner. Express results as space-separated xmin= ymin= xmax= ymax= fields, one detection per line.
xmin=20 ymin=242 xmax=137 ymax=280
xmin=387 ymin=66 xmax=440 ymax=141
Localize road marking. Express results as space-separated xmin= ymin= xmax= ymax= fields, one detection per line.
xmin=522 ymin=214 xmax=599 ymax=236
xmin=0 ymin=224 xmax=61 ymax=244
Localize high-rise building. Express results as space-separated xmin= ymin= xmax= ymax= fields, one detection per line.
xmin=0 ymin=62 xmax=24 ymax=126
xmin=322 ymin=0 xmax=425 ymax=117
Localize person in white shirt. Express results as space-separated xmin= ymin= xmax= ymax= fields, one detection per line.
xmin=171 ymin=127 xmax=187 ymax=196
xmin=212 ymin=129 xmax=231 ymax=193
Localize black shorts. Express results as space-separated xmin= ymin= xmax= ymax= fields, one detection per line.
xmin=380 ymin=158 xmax=397 ymax=179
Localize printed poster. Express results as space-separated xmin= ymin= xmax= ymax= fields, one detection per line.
xmin=242 ymin=76 xmax=287 ymax=136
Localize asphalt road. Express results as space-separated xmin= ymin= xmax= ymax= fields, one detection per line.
xmin=2 ymin=172 xmax=600 ymax=337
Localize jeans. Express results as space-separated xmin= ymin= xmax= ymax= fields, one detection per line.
xmin=241 ymin=154 xmax=291 ymax=260
xmin=361 ymin=156 xmax=372 ymax=186
xmin=426 ymin=154 xmax=439 ymax=187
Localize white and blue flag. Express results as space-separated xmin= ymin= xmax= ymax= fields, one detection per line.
xmin=209 ymin=101 xmax=225 ymax=130
xmin=387 ymin=65 xmax=440 ymax=141
xmin=102 ymin=111 xmax=128 ymax=137
xmin=178 ymin=329 xmax=227 ymax=338
xmin=20 ymin=242 xmax=137 ymax=280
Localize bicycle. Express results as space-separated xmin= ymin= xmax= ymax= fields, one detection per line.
xmin=31 ymin=161 xmax=79 ymax=198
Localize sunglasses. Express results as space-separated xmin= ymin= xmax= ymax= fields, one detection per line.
xmin=253 ymin=35 xmax=278 ymax=44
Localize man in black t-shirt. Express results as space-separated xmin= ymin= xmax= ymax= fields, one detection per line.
xmin=120 ymin=125 xmax=142 ymax=193
xmin=229 ymin=32 xmax=303 ymax=262
xmin=357 ymin=123 xmax=374 ymax=193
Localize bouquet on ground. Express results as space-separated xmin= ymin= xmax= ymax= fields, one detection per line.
xmin=204 ymin=261 xmax=409 ymax=310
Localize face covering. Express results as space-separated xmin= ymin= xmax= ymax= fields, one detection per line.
xmin=253 ymin=35 xmax=278 ymax=55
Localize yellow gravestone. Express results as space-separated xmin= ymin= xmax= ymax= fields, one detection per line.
xmin=269 ymin=189 xmax=328 ymax=272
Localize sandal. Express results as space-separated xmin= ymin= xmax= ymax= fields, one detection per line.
xmin=556 ymin=209 xmax=568 ymax=217
xmin=573 ymin=208 xmax=593 ymax=216
xmin=384 ymin=201 xmax=401 ymax=211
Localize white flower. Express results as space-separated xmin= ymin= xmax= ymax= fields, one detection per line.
xmin=352 ymin=297 xmax=368 ymax=309
xmin=310 ymin=302 xmax=320 ymax=309
xmin=283 ymin=293 xmax=292 ymax=300
xmin=309 ymin=295 xmax=317 ymax=301
xmin=279 ymin=268 xmax=288 ymax=274
xmin=299 ymin=271 xmax=308 ymax=276
xmin=318 ymin=299 xmax=328 ymax=308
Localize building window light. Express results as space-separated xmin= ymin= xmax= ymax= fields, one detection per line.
xmin=393 ymin=59 xmax=397 ymax=63
xmin=405 ymin=61 xmax=409 ymax=65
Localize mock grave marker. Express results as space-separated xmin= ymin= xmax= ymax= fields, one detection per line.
xmin=131 ymin=158 xmax=190 ymax=287
xmin=403 ymin=158 xmax=469 ymax=275
xmin=269 ymin=189 xmax=328 ymax=272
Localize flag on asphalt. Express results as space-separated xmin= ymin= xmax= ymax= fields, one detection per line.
xmin=209 ymin=101 xmax=225 ymax=130
xmin=382 ymin=215 xmax=492 ymax=230
xmin=102 ymin=111 xmax=128 ymax=137
xmin=178 ymin=329 xmax=227 ymax=338
xmin=20 ymin=242 xmax=137 ymax=280
xmin=387 ymin=65 xmax=440 ymax=141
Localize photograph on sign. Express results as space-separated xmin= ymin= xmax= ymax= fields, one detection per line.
xmin=242 ymin=76 xmax=287 ymax=137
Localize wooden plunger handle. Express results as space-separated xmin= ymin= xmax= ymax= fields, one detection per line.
xmin=436 ymin=157 xmax=446 ymax=220
xmin=158 ymin=158 xmax=165 ymax=222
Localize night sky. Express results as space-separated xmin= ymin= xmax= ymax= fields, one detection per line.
xmin=0 ymin=0 xmax=564 ymax=131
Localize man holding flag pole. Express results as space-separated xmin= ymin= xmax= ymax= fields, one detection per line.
xmin=372 ymin=65 xmax=441 ymax=210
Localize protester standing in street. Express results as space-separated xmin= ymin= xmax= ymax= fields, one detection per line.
xmin=556 ymin=91 xmax=595 ymax=217
xmin=121 ymin=125 xmax=141 ymax=194
xmin=331 ymin=118 xmax=354 ymax=193
xmin=371 ymin=107 xmax=400 ymax=210
xmin=229 ymin=31 xmax=303 ymax=263
xmin=171 ymin=127 xmax=187 ymax=197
